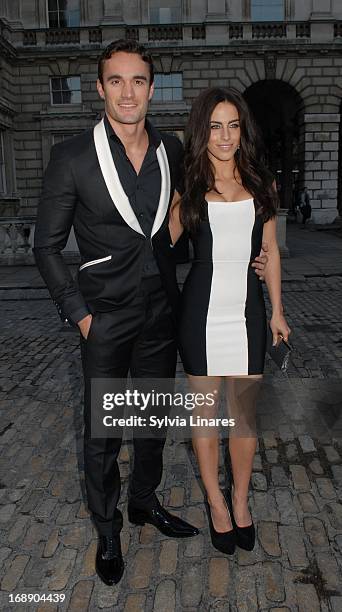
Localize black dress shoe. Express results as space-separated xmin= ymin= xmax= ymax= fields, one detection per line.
xmin=204 ymin=497 xmax=236 ymax=555
xmin=95 ymin=535 xmax=124 ymax=585
xmin=128 ymin=500 xmax=199 ymax=538
xmin=224 ymin=488 xmax=255 ymax=551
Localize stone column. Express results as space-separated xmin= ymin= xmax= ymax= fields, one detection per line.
xmin=277 ymin=209 xmax=289 ymax=258
xmin=338 ymin=115 xmax=342 ymax=221
xmin=281 ymin=128 xmax=294 ymax=213
xmin=284 ymin=0 xmax=293 ymax=20
xmin=242 ymin=0 xmax=250 ymax=19
xmin=303 ymin=113 xmax=340 ymax=224
xmin=310 ymin=0 xmax=334 ymax=40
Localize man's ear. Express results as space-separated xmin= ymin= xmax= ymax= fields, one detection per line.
xmin=96 ymin=79 xmax=105 ymax=100
xmin=148 ymin=82 xmax=154 ymax=101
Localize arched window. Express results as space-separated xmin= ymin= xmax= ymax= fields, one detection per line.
xmin=149 ymin=0 xmax=182 ymax=23
xmin=251 ymin=0 xmax=284 ymax=21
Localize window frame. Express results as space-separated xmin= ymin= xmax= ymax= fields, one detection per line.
xmin=148 ymin=0 xmax=182 ymax=24
xmin=47 ymin=0 xmax=81 ymax=29
xmin=250 ymin=0 xmax=285 ymax=21
xmin=49 ymin=76 xmax=82 ymax=106
xmin=152 ymin=73 xmax=183 ymax=103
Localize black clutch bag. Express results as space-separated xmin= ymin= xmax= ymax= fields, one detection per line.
xmin=266 ymin=325 xmax=292 ymax=371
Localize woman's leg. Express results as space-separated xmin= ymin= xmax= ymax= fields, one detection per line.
xmin=226 ymin=375 xmax=262 ymax=526
xmin=188 ymin=375 xmax=232 ymax=532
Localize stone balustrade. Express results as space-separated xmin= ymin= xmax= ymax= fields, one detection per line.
xmin=125 ymin=27 xmax=139 ymax=40
xmin=23 ymin=30 xmax=37 ymax=46
xmin=229 ymin=24 xmax=243 ymax=40
xmin=192 ymin=25 xmax=206 ymax=40
xmin=252 ymin=23 xmax=287 ymax=39
xmin=296 ymin=22 xmax=311 ymax=38
xmin=88 ymin=28 xmax=103 ymax=44
xmin=45 ymin=28 xmax=81 ymax=45
xmin=5 ymin=21 xmax=341 ymax=48
xmin=148 ymin=25 xmax=183 ymax=41
xmin=0 ymin=213 xmax=289 ymax=262
xmin=0 ymin=217 xmax=35 ymax=258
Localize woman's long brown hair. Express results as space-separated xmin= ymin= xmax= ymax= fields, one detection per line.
xmin=180 ymin=87 xmax=279 ymax=234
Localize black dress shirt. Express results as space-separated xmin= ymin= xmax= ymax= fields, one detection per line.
xmin=104 ymin=114 xmax=161 ymax=278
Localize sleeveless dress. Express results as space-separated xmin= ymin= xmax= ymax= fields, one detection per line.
xmin=178 ymin=198 xmax=267 ymax=376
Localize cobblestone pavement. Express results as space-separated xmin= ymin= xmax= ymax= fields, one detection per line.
xmin=0 ymin=225 xmax=342 ymax=611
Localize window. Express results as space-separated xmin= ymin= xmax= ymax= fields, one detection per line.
xmin=153 ymin=73 xmax=183 ymax=103
xmin=48 ymin=0 xmax=80 ymax=28
xmin=50 ymin=76 xmax=81 ymax=105
xmin=149 ymin=0 xmax=181 ymax=23
xmin=0 ymin=131 xmax=6 ymax=194
xmin=251 ymin=0 xmax=284 ymax=21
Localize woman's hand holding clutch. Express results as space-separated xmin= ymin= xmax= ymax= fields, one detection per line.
xmin=270 ymin=312 xmax=291 ymax=346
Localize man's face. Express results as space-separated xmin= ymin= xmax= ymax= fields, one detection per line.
xmin=97 ymin=51 xmax=154 ymax=126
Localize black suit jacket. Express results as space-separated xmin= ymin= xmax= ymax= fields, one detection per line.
xmin=33 ymin=118 xmax=183 ymax=325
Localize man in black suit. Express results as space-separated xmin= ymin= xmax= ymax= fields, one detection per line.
xmin=34 ymin=40 xmax=267 ymax=585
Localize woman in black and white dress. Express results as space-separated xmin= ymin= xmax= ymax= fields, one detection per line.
xmin=170 ymin=87 xmax=291 ymax=554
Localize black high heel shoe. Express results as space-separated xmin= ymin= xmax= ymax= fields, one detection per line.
xmin=204 ymin=495 xmax=236 ymax=555
xmin=224 ymin=488 xmax=255 ymax=551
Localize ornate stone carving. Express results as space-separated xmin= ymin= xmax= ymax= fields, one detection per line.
xmin=264 ymin=54 xmax=277 ymax=80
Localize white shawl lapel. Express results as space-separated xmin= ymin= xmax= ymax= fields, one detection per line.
xmin=151 ymin=141 xmax=171 ymax=238
xmin=94 ymin=119 xmax=143 ymax=235
xmin=93 ymin=119 xmax=171 ymax=238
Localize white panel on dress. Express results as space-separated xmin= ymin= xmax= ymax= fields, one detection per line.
xmin=206 ymin=200 xmax=255 ymax=376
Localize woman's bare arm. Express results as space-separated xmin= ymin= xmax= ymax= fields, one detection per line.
xmin=262 ymin=216 xmax=291 ymax=344
xmin=169 ymin=190 xmax=184 ymax=246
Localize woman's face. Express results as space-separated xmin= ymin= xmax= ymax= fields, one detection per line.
xmin=207 ymin=101 xmax=241 ymax=163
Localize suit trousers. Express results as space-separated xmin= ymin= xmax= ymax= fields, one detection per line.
xmin=80 ymin=277 xmax=177 ymax=536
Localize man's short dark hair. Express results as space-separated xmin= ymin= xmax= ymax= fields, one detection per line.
xmin=98 ymin=39 xmax=154 ymax=85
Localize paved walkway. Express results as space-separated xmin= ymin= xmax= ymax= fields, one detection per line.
xmin=0 ymin=224 xmax=341 ymax=611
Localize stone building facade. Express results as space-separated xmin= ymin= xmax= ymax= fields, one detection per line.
xmin=0 ymin=0 xmax=342 ymax=257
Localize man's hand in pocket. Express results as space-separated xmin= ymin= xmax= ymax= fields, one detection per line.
xmin=78 ymin=314 xmax=93 ymax=339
